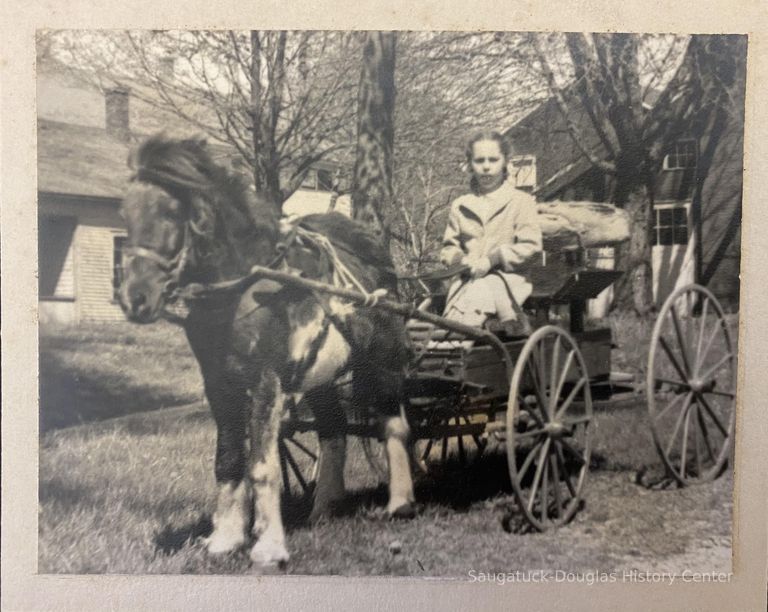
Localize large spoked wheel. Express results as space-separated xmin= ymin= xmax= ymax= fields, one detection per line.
xmin=647 ymin=284 xmax=736 ymax=485
xmin=278 ymin=427 xmax=320 ymax=500
xmin=506 ymin=325 xmax=593 ymax=531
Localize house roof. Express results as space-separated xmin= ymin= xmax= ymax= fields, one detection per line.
xmin=38 ymin=119 xmax=132 ymax=199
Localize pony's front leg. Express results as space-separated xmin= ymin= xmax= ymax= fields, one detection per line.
xmin=383 ymin=405 xmax=416 ymax=519
xmin=248 ymin=369 xmax=290 ymax=568
xmin=204 ymin=389 xmax=250 ymax=555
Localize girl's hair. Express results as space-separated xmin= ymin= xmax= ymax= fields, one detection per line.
xmin=465 ymin=130 xmax=511 ymax=164
xmin=465 ymin=130 xmax=511 ymax=192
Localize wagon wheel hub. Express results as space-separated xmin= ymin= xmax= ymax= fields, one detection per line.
xmin=688 ymin=377 xmax=715 ymax=393
xmin=544 ymin=421 xmax=569 ymax=439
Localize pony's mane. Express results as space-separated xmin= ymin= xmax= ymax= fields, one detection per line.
xmin=298 ymin=213 xmax=396 ymax=276
xmin=130 ymin=134 xmax=274 ymax=230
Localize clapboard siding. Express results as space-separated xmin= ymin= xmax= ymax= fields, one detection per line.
xmin=39 ymin=193 xmax=126 ymax=324
xmin=76 ymin=224 xmax=125 ymax=322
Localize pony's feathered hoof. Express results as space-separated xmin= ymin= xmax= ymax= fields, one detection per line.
xmin=249 ymin=539 xmax=290 ymax=569
xmin=203 ymin=530 xmax=246 ymax=555
xmin=388 ymin=502 xmax=416 ymax=520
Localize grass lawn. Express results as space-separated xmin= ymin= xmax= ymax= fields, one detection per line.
xmin=38 ymin=314 xmax=735 ymax=575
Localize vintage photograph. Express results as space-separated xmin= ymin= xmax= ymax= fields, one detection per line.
xmin=37 ymin=30 xmax=744 ymax=576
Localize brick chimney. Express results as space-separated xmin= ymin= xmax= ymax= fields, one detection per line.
xmin=105 ymin=87 xmax=130 ymax=142
xmin=158 ymin=55 xmax=175 ymax=80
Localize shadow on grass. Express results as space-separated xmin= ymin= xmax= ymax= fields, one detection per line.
xmin=154 ymin=515 xmax=214 ymax=555
xmin=414 ymin=451 xmax=514 ymax=510
xmin=39 ymin=351 xmax=197 ymax=433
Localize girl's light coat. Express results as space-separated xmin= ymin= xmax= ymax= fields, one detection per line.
xmin=440 ymin=180 xmax=543 ymax=322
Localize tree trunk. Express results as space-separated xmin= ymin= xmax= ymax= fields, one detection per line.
xmin=351 ymin=31 xmax=396 ymax=247
xmin=249 ymin=30 xmax=283 ymax=214
xmin=612 ymin=185 xmax=655 ymax=315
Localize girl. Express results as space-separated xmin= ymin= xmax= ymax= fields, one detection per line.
xmin=440 ymin=131 xmax=542 ymax=330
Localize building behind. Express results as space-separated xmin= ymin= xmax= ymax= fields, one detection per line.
xmin=37 ymin=59 xmax=346 ymax=327
xmin=505 ymin=83 xmax=744 ymax=311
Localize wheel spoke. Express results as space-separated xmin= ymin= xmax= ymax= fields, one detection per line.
xmin=654 ymin=389 xmax=687 ymax=422
xmin=559 ymin=438 xmax=586 ymax=466
xmin=516 ymin=428 xmax=548 ymax=440
xmin=654 ymin=377 xmax=690 ymax=390
xmin=534 ymin=346 xmax=551 ymax=423
xmin=284 ymin=436 xmax=318 ymax=461
xmin=549 ymin=337 xmax=562 ymax=417
xmin=278 ymin=440 xmax=291 ymax=489
xmin=694 ymin=297 xmax=710 ymax=372
xmin=659 ymin=336 xmax=690 ymax=383
xmin=461 ymin=414 xmax=486 ymax=452
xmin=518 ymin=438 xmax=544 ymax=482
xmin=552 ymin=350 xmax=576 ymax=416
xmin=527 ymin=439 xmax=551 ymax=513
xmin=562 ymin=415 xmax=592 ymax=427
xmin=697 ymin=321 xmax=723 ymax=375
xmin=555 ymin=444 xmax=577 ymax=498
xmin=697 ymin=393 xmax=729 ymax=438
xmin=693 ymin=407 xmax=703 ymax=476
xmin=550 ymin=454 xmax=563 ymax=519
xmin=706 ymin=389 xmax=735 ymax=399
xmin=528 ymin=355 xmax=550 ymax=423
xmin=665 ymin=393 xmax=693 ymax=458
xmin=457 ymin=420 xmax=466 ymax=465
xmin=421 ymin=437 xmax=435 ymax=462
xmin=670 ymin=305 xmax=693 ymax=376
xmin=540 ymin=453 xmax=550 ymax=522
xmin=681 ymin=404 xmax=692 ymax=479
xmin=698 ymin=352 xmax=734 ymax=382
xmin=554 ymin=377 xmax=586 ymax=420
xmin=282 ymin=438 xmax=310 ymax=492
xmin=696 ymin=404 xmax=716 ymax=462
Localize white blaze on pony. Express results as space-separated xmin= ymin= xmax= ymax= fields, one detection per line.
xmin=118 ymin=135 xmax=415 ymax=569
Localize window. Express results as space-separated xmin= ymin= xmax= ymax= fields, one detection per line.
xmin=112 ymin=235 xmax=127 ymax=300
xmin=39 ymin=216 xmax=76 ymax=300
xmin=300 ymin=168 xmax=338 ymax=192
xmin=663 ymin=140 xmax=697 ymax=170
xmin=300 ymin=169 xmax=318 ymax=190
xmin=652 ymin=205 xmax=689 ymax=246
xmin=317 ymin=169 xmax=335 ymax=191
xmin=510 ymin=155 xmax=536 ymax=192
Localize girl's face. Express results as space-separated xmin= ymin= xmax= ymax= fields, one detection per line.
xmin=470 ymin=139 xmax=506 ymax=192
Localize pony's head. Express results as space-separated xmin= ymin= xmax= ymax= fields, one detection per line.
xmin=118 ymin=135 xmax=279 ymax=323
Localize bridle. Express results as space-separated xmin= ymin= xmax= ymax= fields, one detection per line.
xmin=122 ymin=221 xmax=194 ymax=301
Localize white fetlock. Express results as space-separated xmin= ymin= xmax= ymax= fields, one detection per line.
xmin=204 ymin=529 xmax=246 ymax=555
xmin=205 ymin=480 xmax=250 ymax=555
xmin=249 ymin=538 xmax=290 ymax=567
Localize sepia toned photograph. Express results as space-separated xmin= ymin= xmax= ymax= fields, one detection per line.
xmin=36 ymin=30 xmax=743 ymax=578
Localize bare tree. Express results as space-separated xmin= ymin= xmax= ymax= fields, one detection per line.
xmin=49 ymin=30 xmax=362 ymax=211
xmin=527 ymin=33 xmax=746 ymax=314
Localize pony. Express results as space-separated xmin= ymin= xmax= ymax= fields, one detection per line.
xmin=117 ymin=135 xmax=415 ymax=567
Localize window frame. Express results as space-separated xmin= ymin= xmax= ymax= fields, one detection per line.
xmin=662 ymin=139 xmax=697 ymax=171
xmin=651 ymin=202 xmax=690 ymax=247
xmin=509 ymin=154 xmax=537 ymax=191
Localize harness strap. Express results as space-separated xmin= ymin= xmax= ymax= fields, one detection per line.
xmin=123 ymin=245 xmax=180 ymax=270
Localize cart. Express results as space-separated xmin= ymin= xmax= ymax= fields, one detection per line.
xmin=275 ymin=240 xmax=737 ymax=531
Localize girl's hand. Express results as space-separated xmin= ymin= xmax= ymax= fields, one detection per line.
xmin=463 ymin=255 xmax=492 ymax=279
